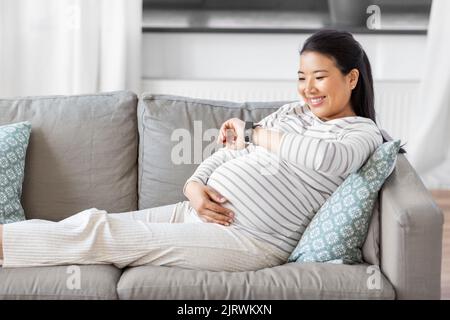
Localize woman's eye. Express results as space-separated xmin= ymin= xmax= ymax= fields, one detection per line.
xmin=316 ymin=77 xmax=325 ymax=80
xmin=298 ymin=78 xmax=305 ymax=81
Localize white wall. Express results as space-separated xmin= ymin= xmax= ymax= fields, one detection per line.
xmin=141 ymin=32 xmax=425 ymax=162
xmin=142 ymin=32 xmax=426 ymax=81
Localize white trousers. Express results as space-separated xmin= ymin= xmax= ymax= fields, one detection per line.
xmin=1 ymin=201 xmax=287 ymax=271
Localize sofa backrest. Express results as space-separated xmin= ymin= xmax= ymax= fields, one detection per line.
xmin=0 ymin=91 xmax=138 ymax=220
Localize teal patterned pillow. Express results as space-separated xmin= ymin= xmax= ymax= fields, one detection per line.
xmin=288 ymin=140 xmax=401 ymax=264
xmin=0 ymin=122 xmax=32 ymax=224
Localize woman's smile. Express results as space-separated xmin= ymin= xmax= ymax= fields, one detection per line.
xmin=307 ymin=96 xmax=326 ymax=107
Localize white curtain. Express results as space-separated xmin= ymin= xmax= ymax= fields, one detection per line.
xmin=406 ymin=0 xmax=450 ymax=189
xmin=0 ymin=0 xmax=142 ymax=97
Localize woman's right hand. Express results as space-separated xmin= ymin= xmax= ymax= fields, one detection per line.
xmin=216 ymin=118 xmax=246 ymax=149
xmin=184 ymin=181 xmax=235 ymax=226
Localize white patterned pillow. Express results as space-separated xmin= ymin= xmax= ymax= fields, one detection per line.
xmin=0 ymin=122 xmax=32 ymax=224
xmin=288 ymin=140 xmax=401 ymax=264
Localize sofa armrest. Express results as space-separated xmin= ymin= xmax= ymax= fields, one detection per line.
xmin=379 ymin=154 xmax=444 ymax=299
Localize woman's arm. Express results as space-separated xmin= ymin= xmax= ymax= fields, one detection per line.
xmin=253 ymin=126 xmax=284 ymax=153
xmin=216 ymin=103 xmax=297 ymax=146
xmin=184 ymin=181 xmax=235 ymax=226
xmin=254 ymin=123 xmax=383 ymax=176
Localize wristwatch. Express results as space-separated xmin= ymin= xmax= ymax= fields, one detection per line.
xmin=244 ymin=121 xmax=261 ymax=144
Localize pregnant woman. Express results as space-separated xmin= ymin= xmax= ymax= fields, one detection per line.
xmin=0 ymin=29 xmax=383 ymax=271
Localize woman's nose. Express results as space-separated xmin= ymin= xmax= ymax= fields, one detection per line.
xmin=304 ymin=80 xmax=317 ymax=95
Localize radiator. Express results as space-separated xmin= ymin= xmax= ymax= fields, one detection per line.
xmin=141 ymin=79 xmax=419 ymax=147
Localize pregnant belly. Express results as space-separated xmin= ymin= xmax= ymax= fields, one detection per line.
xmin=205 ymin=157 xmax=287 ymax=234
xmin=206 ymin=173 xmax=241 ymax=215
xmin=205 ymin=150 xmax=318 ymax=238
xmin=205 ymin=156 xmax=259 ymax=207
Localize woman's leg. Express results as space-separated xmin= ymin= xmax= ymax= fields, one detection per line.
xmin=0 ymin=201 xmax=191 ymax=266
xmin=108 ymin=201 xmax=203 ymax=224
xmin=1 ymin=204 xmax=285 ymax=271
xmin=108 ymin=202 xmax=180 ymax=223
xmin=0 ymin=202 xmax=185 ymax=266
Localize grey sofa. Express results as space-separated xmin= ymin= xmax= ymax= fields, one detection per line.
xmin=0 ymin=91 xmax=444 ymax=300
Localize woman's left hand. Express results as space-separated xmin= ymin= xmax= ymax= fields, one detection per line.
xmin=217 ymin=118 xmax=246 ymax=149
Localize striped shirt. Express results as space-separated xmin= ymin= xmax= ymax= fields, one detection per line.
xmin=183 ymin=101 xmax=383 ymax=256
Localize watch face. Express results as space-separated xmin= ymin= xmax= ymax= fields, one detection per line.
xmin=245 ymin=121 xmax=253 ymax=130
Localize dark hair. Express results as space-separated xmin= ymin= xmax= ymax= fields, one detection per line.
xmin=300 ymin=29 xmax=406 ymax=153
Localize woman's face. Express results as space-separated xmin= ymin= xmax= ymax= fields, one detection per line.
xmin=298 ymin=51 xmax=359 ymax=121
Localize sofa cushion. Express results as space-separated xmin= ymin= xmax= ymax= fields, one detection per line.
xmin=0 ymin=91 xmax=138 ymax=221
xmin=0 ymin=265 xmax=121 ymax=299
xmin=289 ymin=140 xmax=401 ymax=264
xmin=117 ymin=262 xmax=395 ymax=300
xmin=0 ymin=121 xmax=31 ymax=223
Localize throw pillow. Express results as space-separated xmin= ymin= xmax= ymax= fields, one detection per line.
xmin=288 ymin=140 xmax=401 ymax=264
xmin=0 ymin=121 xmax=32 ymax=224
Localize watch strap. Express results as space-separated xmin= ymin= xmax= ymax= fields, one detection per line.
xmin=244 ymin=121 xmax=253 ymax=143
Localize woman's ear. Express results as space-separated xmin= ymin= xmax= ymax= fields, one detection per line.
xmin=348 ymin=68 xmax=359 ymax=90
